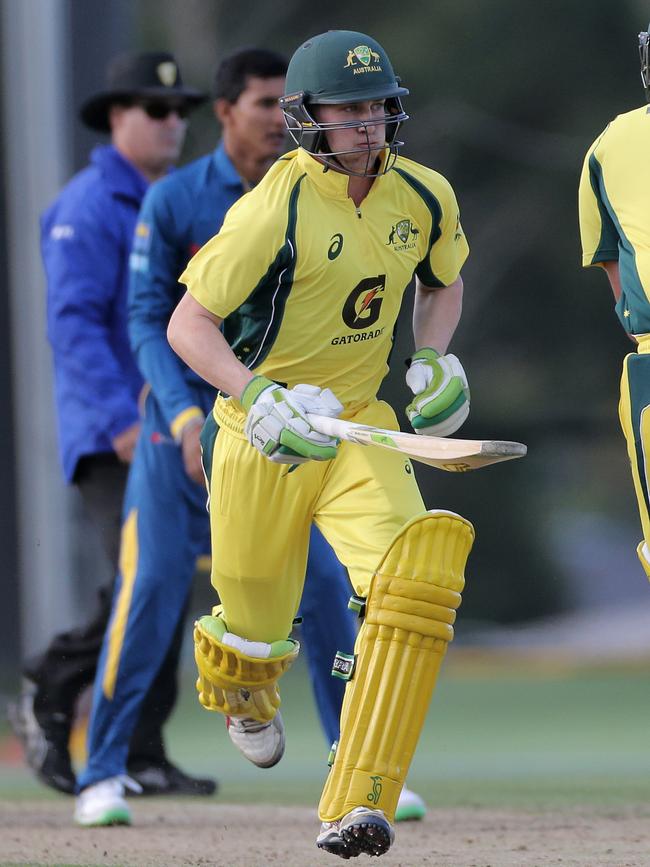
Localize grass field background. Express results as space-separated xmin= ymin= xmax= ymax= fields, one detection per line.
xmin=2 ymin=651 xmax=650 ymax=810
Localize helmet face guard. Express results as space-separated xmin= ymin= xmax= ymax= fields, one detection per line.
xmin=280 ymin=92 xmax=408 ymax=177
xmin=640 ymin=28 xmax=650 ymax=98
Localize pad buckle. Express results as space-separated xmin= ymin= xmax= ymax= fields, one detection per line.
xmin=331 ymin=651 xmax=356 ymax=681
xmin=348 ymin=594 xmax=366 ymax=618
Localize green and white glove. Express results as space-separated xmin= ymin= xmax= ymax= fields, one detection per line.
xmin=241 ymin=376 xmax=343 ymax=464
xmin=405 ymin=348 xmax=470 ymax=436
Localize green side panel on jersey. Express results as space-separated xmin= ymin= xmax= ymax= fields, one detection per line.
xmin=199 ymin=412 xmax=219 ymax=495
xmin=587 ymin=153 xmax=620 ymax=265
xmin=223 ymin=173 xmax=306 ymax=368
xmin=393 ymin=167 xmax=444 ymax=287
xmin=625 ymin=353 xmax=650 ymax=518
xmin=588 ymin=155 xmax=650 ymax=335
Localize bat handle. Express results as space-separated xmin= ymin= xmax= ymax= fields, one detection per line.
xmin=306 ymin=413 xmax=352 ymax=441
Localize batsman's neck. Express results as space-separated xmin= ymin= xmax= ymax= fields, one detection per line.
xmin=347 ymin=174 xmax=375 ymax=207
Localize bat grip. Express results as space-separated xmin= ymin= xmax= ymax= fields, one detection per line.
xmin=306 ymin=413 xmax=352 ymax=441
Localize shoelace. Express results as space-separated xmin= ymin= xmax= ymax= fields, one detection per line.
xmin=229 ymin=717 xmax=268 ymax=733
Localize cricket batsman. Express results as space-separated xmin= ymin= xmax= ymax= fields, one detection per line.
xmin=579 ymin=21 xmax=650 ymax=582
xmin=169 ymin=30 xmax=474 ymax=858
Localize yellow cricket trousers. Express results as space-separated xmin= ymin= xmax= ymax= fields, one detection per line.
xmin=202 ymin=397 xmax=425 ymax=643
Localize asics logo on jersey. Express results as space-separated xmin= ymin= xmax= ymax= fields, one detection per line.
xmin=328 ymin=233 xmax=343 ymax=260
xmin=341 ymin=275 xmax=386 ymax=329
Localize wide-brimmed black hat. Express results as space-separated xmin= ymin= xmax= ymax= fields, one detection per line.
xmin=80 ymin=51 xmax=207 ymax=132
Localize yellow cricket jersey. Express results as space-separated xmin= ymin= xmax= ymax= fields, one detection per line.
xmin=579 ymin=105 xmax=650 ymax=335
xmin=181 ymin=147 xmax=469 ymax=407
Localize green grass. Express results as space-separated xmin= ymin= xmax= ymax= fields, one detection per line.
xmin=3 ymin=655 xmax=650 ymax=807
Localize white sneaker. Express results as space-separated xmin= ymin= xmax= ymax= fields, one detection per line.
xmin=74 ymin=775 xmax=141 ymax=827
xmin=395 ymin=785 xmax=427 ymax=822
xmin=226 ymin=711 xmax=285 ymax=768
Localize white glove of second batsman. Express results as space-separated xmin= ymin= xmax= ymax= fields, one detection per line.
xmin=241 ymin=375 xmax=343 ymax=464
xmin=405 ymin=347 xmax=470 ymax=436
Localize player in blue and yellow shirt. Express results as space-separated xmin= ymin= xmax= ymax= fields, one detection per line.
xmin=579 ymin=21 xmax=650 ymax=582
xmin=170 ymin=31 xmax=474 ymax=858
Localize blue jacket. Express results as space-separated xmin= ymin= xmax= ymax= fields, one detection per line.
xmin=128 ymin=143 xmax=245 ymax=436
xmin=42 ymin=145 xmax=147 ymax=482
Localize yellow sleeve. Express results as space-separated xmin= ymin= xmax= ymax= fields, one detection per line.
xmin=578 ymin=131 xmax=620 ymax=268
xmin=180 ymin=191 xmax=287 ymax=319
xmin=417 ymin=175 xmax=469 ymax=288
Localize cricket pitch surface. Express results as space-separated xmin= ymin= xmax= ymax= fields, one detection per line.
xmin=1 ymin=800 xmax=649 ymax=866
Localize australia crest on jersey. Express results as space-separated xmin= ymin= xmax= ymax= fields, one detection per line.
xmin=386 ymin=218 xmax=419 ymax=251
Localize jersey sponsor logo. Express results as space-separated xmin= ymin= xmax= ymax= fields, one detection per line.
xmin=129 ymin=252 xmax=149 ymax=273
xmin=50 ymin=224 xmax=75 ymax=240
xmin=331 ymin=327 xmax=384 ymax=345
xmin=342 ymin=275 xmax=386 ymax=329
xmin=344 ymin=45 xmax=382 ymax=75
xmin=386 ymin=219 xmax=419 ymax=251
xmin=150 ymin=431 xmax=175 ymax=445
xmin=133 ymin=221 xmax=152 ymax=253
xmin=328 ymin=233 xmax=344 ymax=260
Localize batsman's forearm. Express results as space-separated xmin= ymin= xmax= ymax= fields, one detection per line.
xmin=168 ymin=294 xmax=253 ymax=399
xmin=412 ymin=276 xmax=463 ymax=354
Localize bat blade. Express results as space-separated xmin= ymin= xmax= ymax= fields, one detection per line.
xmin=307 ymin=413 xmax=527 ymax=472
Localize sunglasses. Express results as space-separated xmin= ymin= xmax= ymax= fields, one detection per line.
xmin=136 ymin=100 xmax=190 ymax=120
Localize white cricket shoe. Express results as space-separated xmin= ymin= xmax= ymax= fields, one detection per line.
xmin=316 ymin=818 xmax=353 ymax=860
xmin=395 ymin=785 xmax=427 ymax=822
xmin=338 ymin=806 xmax=394 ymax=858
xmin=226 ymin=711 xmax=285 ymax=768
xmin=74 ymin=775 xmax=141 ymax=827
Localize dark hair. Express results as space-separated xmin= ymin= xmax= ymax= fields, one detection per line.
xmin=212 ymin=47 xmax=287 ymax=102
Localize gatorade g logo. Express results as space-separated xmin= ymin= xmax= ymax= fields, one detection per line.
xmin=367 ymin=775 xmax=383 ymax=805
xmin=342 ymin=275 xmax=386 ymax=329
xmin=328 ymin=233 xmax=343 ymax=260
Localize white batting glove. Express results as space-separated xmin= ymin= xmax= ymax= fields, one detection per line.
xmin=405 ymin=348 xmax=470 ymax=436
xmin=241 ymin=376 xmax=343 ymax=464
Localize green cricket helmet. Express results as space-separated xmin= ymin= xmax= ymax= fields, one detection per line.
xmin=640 ymin=23 xmax=650 ymax=100
xmin=279 ymin=30 xmax=409 ymax=176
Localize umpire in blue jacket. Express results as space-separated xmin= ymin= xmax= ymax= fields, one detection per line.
xmin=9 ymin=51 xmax=215 ymax=797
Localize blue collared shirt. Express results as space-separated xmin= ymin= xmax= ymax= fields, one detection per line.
xmin=128 ymin=142 xmax=245 ymax=432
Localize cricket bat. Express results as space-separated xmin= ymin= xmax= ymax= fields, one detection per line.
xmin=306 ymin=413 xmax=527 ymax=472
